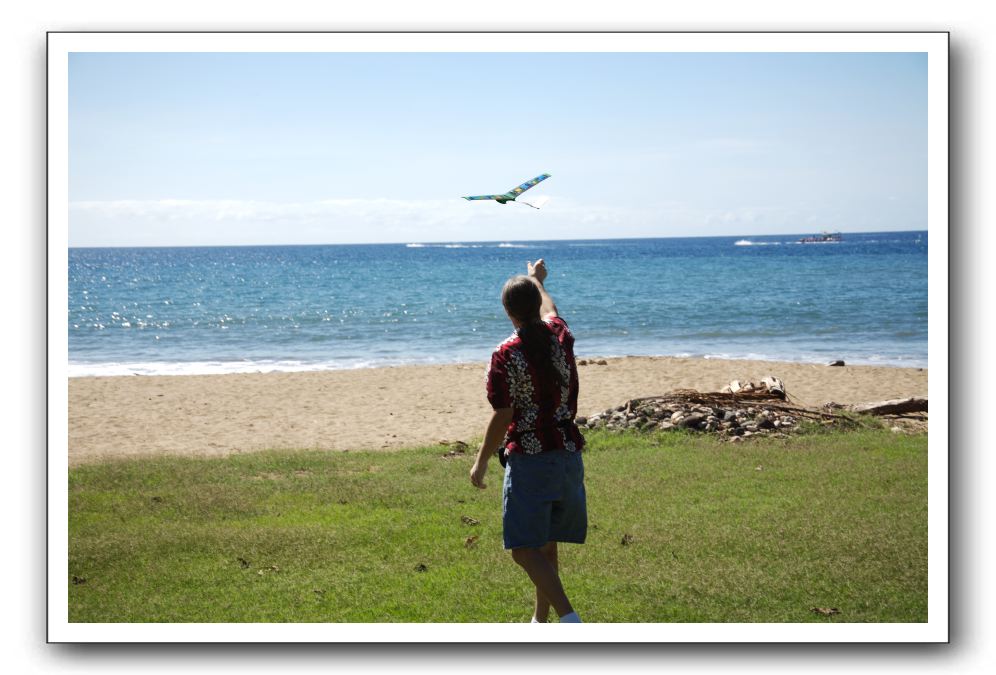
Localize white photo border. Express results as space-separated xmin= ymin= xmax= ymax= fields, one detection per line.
xmin=48 ymin=30 xmax=949 ymax=643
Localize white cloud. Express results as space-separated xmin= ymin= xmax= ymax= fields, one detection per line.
xmin=69 ymin=196 xmax=840 ymax=247
xmin=70 ymin=197 xmax=644 ymax=246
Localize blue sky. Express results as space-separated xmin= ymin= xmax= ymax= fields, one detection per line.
xmin=69 ymin=51 xmax=927 ymax=246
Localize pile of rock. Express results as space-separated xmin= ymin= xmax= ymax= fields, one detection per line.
xmin=576 ymin=375 xmax=928 ymax=441
xmin=577 ymin=377 xmax=816 ymax=442
xmin=578 ymin=395 xmax=800 ymax=442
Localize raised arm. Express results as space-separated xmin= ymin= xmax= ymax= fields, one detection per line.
xmin=527 ymin=259 xmax=559 ymax=320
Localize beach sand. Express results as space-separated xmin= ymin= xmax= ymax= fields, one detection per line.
xmin=68 ymin=356 xmax=927 ymax=466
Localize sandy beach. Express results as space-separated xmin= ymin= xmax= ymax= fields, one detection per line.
xmin=66 ymin=356 xmax=928 ymax=466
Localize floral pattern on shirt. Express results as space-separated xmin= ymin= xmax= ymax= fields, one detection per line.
xmin=485 ymin=317 xmax=586 ymax=456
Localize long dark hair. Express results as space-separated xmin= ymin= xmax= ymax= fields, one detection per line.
xmin=501 ymin=276 xmax=566 ymax=393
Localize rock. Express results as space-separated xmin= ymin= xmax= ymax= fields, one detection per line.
xmin=575 ymin=416 xmax=587 ymax=426
xmin=827 ymin=360 xmax=845 ymax=367
xmin=657 ymin=421 xmax=675 ymax=431
xmin=679 ymin=413 xmax=706 ymax=429
xmin=729 ymin=436 xmax=743 ymax=443
xmin=670 ymin=411 xmax=685 ymax=423
xmin=596 ymin=359 xmax=608 ymax=366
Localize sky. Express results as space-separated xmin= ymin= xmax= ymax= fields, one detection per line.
xmin=68 ymin=51 xmax=927 ymax=247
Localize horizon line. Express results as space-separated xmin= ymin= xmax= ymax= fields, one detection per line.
xmin=68 ymin=229 xmax=927 ymax=250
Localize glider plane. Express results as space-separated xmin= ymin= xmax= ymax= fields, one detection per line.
xmin=463 ymin=173 xmax=550 ymax=205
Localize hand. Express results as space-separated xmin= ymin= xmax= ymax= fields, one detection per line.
xmin=470 ymin=457 xmax=489 ymax=489
xmin=527 ymin=258 xmax=548 ymax=284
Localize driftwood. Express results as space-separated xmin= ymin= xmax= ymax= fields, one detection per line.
xmin=760 ymin=376 xmax=786 ymax=400
xmin=846 ymin=398 xmax=928 ymax=416
xmin=722 ymin=377 xmax=785 ymax=400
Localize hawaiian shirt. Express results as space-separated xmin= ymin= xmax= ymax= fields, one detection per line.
xmin=485 ymin=316 xmax=585 ymax=455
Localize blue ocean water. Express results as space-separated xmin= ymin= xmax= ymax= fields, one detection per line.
xmin=68 ymin=232 xmax=928 ymax=376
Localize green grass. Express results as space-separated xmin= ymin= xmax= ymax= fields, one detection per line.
xmin=68 ymin=429 xmax=928 ymax=623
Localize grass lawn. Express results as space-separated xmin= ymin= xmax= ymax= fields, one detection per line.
xmin=68 ymin=428 xmax=928 ymax=623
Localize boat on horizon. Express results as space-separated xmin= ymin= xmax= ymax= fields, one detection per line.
xmin=798 ymin=231 xmax=842 ymax=244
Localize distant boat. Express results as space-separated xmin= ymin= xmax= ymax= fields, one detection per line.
xmin=798 ymin=231 xmax=842 ymax=244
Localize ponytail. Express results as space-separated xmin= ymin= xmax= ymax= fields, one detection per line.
xmin=501 ymin=275 xmax=566 ymax=396
xmin=517 ymin=320 xmax=566 ymax=394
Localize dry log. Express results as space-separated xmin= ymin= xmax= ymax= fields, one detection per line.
xmin=847 ymin=398 xmax=928 ymax=416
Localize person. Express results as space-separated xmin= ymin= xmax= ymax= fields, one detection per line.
xmin=470 ymin=258 xmax=587 ymax=624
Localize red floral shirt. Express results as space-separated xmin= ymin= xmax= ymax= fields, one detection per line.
xmin=485 ymin=316 xmax=585 ymax=455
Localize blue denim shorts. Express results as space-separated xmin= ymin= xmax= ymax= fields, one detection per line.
xmin=502 ymin=450 xmax=587 ymax=550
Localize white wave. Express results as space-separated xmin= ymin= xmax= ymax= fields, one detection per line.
xmin=578 ymin=347 xmax=924 ymax=369
xmin=734 ymin=240 xmax=782 ymax=246
xmin=496 ymin=243 xmax=534 ymax=248
xmin=67 ymin=354 xmax=490 ymax=378
xmin=405 ymin=243 xmax=483 ymax=249
xmin=68 ymin=359 xmax=361 ymax=378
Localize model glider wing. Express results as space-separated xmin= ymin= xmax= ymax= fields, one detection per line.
xmin=504 ymin=173 xmax=550 ymax=199
xmin=463 ymin=173 xmax=551 ymax=203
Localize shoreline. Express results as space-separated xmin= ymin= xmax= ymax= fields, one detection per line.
xmin=67 ymin=352 xmax=928 ymax=378
xmin=67 ymin=355 xmax=927 ymax=466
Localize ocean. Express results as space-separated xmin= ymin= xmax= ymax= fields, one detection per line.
xmin=68 ymin=232 xmax=928 ymax=377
